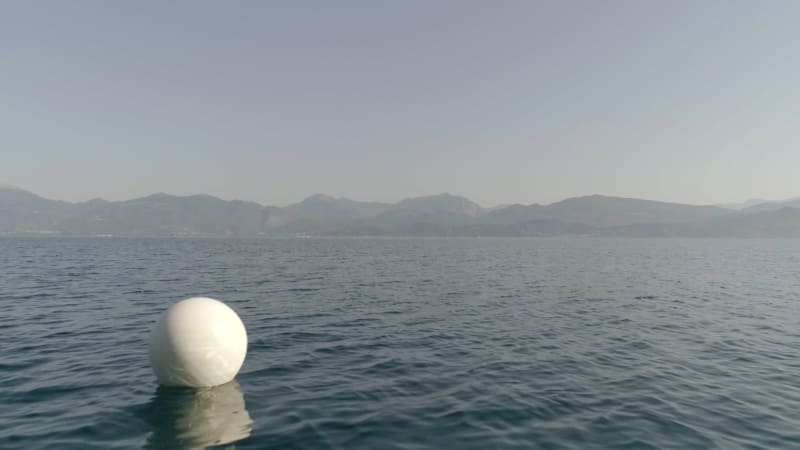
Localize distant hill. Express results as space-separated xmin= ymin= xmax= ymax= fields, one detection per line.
xmin=265 ymin=194 xmax=392 ymax=233
xmin=691 ymin=207 xmax=800 ymax=237
xmin=479 ymin=204 xmax=545 ymax=225
xmin=716 ymin=198 xmax=770 ymax=210
xmin=541 ymin=195 xmax=732 ymax=227
xmin=1 ymin=186 xmax=799 ymax=237
xmin=478 ymin=195 xmax=730 ymax=228
xmin=741 ymin=198 xmax=800 ymax=214
xmin=394 ymin=193 xmax=484 ymax=217
xmin=71 ymin=193 xmax=270 ymax=236
xmin=453 ymin=219 xmax=598 ymax=237
xmin=0 ymin=186 xmax=269 ymax=236
xmin=0 ymin=186 xmax=70 ymax=232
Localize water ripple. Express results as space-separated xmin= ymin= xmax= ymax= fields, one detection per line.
xmin=2 ymin=237 xmax=800 ymax=449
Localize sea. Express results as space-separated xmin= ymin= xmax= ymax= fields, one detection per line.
xmin=1 ymin=237 xmax=799 ymax=449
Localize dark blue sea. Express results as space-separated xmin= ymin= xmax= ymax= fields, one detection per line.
xmin=2 ymin=237 xmax=800 ymax=449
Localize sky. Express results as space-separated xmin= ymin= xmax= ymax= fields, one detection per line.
xmin=2 ymin=1 xmax=800 ymax=207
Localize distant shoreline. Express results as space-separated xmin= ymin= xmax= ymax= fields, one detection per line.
xmin=3 ymin=187 xmax=800 ymax=238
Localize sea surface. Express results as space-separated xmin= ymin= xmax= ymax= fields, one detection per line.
xmin=2 ymin=237 xmax=800 ymax=449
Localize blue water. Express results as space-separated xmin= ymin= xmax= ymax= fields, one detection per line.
xmin=2 ymin=237 xmax=800 ymax=449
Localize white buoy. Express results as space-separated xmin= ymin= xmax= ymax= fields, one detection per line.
xmin=149 ymin=297 xmax=248 ymax=387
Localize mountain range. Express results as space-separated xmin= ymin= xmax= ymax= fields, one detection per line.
xmin=2 ymin=185 xmax=799 ymax=237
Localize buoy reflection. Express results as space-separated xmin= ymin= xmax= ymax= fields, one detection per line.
xmin=144 ymin=380 xmax=253 ymax=450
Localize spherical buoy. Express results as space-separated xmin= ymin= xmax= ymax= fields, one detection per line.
xmin=149 ymin=297 xmax=248 ymax=387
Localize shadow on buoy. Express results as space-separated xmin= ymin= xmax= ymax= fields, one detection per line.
xmin=142 ymin=380 xmax=253 ymax=450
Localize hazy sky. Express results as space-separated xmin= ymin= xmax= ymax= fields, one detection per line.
xmin=3 ymin=1 xmax=800 ymax=207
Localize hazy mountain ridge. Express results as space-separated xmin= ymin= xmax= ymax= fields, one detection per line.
xmin=477 ymin=195 xmax=732 ymax=228
xmin=716 ymin=199 xmax=770 ymax=210
xmin=741 ymin=198 xmax=800 ymax=214
xmin=265 ymin=194 xmax=393 ymax=231
xmin=394 ymin=193 xmax=485 ymax=217
xmin=0 ymin=185 xmax=798 ymax=237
